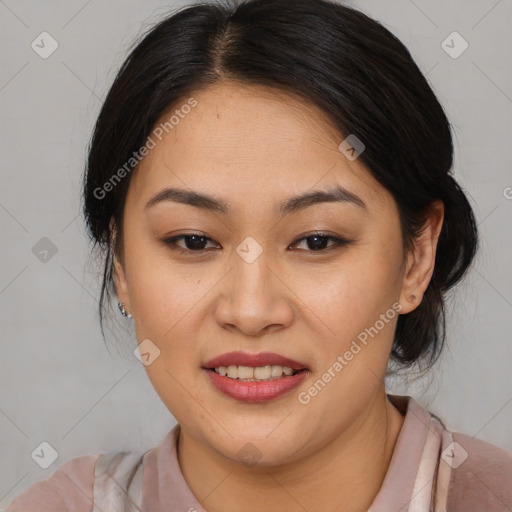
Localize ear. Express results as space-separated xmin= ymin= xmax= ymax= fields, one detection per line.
xmin=398 ymin=200 xmax=444 ymax=314
xmin=110 ymin=217 xmax=131 ymax=313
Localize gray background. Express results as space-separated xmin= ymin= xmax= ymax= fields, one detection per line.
xmin=1 ymin=0 xmax=511 ymax=507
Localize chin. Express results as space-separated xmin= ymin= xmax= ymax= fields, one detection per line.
xmin=202 ymin=424 xmax=304 ymax=466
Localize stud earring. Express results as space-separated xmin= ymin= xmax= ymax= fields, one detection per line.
xmin=117 ymin=301 xmax=133 ymax=319
xmin=408 ymin=294 xmax=417 ymax=303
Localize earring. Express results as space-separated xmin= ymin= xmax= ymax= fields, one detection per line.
xmin=408 ymin=294 xmax=417 ymax=303
xmin=117 ymin=301 xmax=133 ymax=319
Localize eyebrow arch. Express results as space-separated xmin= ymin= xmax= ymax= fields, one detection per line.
xmin=144 ymin=185 xmax=367 ymax=215
xmin=279 ymin=186 xmax=367 ymax=215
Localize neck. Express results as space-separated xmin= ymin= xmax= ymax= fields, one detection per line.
xmin=177 ymin=388 xmax=405 ymax=512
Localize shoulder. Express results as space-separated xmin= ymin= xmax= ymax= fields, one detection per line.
xmin=446 ymin=431 xmax=512 ymax=510
xmin=7 ymin=453 xmax=99 ymax=512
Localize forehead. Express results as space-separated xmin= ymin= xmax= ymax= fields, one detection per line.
xmin=127 ymin=80 xmax=391 ymax=214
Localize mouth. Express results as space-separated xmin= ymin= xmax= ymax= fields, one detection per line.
xmin=201 ymin=351 xmax=310 ymax=402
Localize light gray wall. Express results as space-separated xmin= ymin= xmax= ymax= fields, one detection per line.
xmin=1 ymin=0 xmax=511 ymax=507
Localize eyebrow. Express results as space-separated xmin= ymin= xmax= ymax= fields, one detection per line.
xmin=144 ymin=185 xmax=367 ymax=215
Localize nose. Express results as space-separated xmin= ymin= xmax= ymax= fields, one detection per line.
xmin=214 ymin=248 xmax=294 ymax=337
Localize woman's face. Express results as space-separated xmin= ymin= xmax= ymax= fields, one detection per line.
xmin=114 ymin=80 xmax=426 ymax=465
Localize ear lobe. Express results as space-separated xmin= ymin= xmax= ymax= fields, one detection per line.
xmin=113 ymin=251 xmax=129 ymax=298
xmin=398 ymin=200 xmax=444 ymax=314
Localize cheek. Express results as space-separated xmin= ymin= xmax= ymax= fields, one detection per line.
xmin=291 ymin=239 xmax=402 ymax=341
xmin=122 ymin=231 xmax=209 ymax=334
xmin=295 ymin=254 xmax=401 ymax=420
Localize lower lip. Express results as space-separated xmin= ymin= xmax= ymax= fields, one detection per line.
xmin=203 ymin=369 xmax=309 ymax=403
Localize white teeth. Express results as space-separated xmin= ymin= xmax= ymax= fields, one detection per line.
xmin=227 ymin=365 xmax=238 ymax=379
xmin=237 ymin=365 xmax=254 ymax=379
xmin=271 ymin=365 xmax=282 ymax=378
xmin=254 ymin=366 xmax=271 ymax=379
xmin=213 ymin=365 xmax=298 ymax=381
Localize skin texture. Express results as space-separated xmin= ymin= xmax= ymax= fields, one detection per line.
xmin=113 ymin=80 xmax=444 ymax=512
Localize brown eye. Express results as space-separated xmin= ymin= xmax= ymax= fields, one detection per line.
xmin=289 ymin=233 xmax=350 ymax=252
xmin=163 ymin=234 xmax=219 ymax=252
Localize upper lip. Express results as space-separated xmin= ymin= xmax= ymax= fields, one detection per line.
xmin=203 ymin=351 xmax=309 ymax=371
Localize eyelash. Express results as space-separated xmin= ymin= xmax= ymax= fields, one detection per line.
xmin=162 ymin=232 xmax=351 ymax=255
